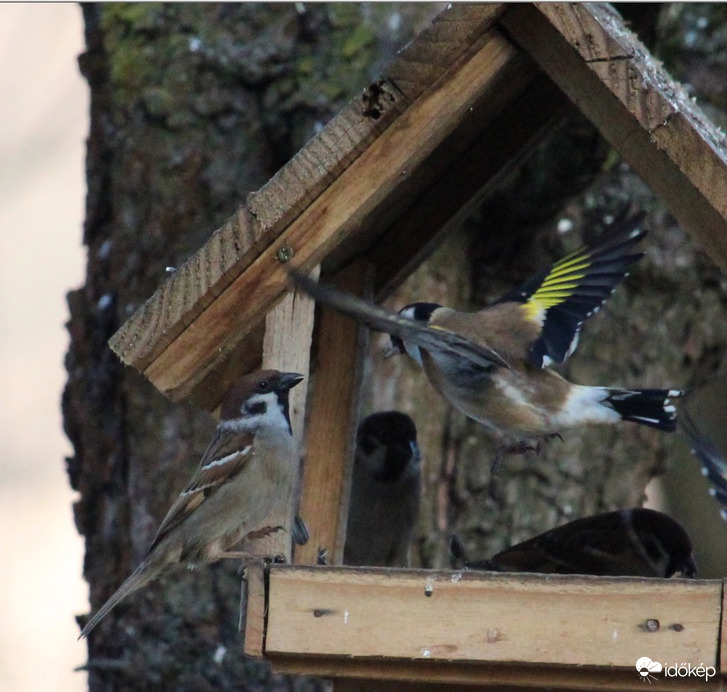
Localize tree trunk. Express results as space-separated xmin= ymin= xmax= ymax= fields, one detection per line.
xmin=65 ymin=4 xmax=727 ymax=691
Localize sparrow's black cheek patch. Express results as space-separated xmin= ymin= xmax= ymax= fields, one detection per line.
xmin=245 ymin=401 xmax=267 ymax=416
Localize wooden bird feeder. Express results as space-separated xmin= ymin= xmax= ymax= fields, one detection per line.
xmin=108 ymin=3 xmax=727 ymax=689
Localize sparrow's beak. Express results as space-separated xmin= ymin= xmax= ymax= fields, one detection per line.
xmin=279 ymin=372 xmax=305 ymax=391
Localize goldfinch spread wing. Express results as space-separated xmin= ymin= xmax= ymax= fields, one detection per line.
xmin=497 ymin=214 xmax=646 ymax=368
xmin=290 ymin=270 xmax=510 ymax=370
xmin=146 ymin=428 xmax=256 ymax=553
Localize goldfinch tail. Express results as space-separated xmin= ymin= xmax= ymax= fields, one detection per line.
xmin=603 ymin=388 xmax=686 ymax=431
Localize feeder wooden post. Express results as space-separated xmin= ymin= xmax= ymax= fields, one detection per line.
xmin=295 ymin=261 xmax=372 ymax=566
xmin=244 ymin=268 xmax=318 ymax=563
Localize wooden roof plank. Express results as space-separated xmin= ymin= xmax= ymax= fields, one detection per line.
xmin=385 ymin=4 xmax=507 ymax=98
xmin=130 ymin=28 xmax=523 ymax=401
xmin=539 ymin=3 xmax=727 ymax=215
xmin=109 ymin=207 xmax=261 ymax=372
xmin=109 ymin=3 xmax=507 ymax=387
xmin=246 ymin=94 xmax=409 ymax=235
xmin=367 ymin=70 xmax=571 ymax=299
xmin=502 ymin=3 xmax=727 ymax=272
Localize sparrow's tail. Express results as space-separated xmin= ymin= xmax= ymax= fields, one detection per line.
xmin=602 ymin=388 xmax=686 ymax=431
xmin=79 ymin=561 xmax=156 ymax=639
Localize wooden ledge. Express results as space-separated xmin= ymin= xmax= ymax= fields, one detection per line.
xmin=245 ymin=564 xmax=725 ymax=690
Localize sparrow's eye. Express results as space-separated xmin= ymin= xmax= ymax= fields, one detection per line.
xmin=258 ymin=380 xmax=270 ymax=392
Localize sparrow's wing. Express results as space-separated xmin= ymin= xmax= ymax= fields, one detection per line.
xmin=497 ymin=213 xmax=646 ymax=368
xmin=486 ymin=521 xmax=627 ymax=575
xmin=290 ymin=270 xmax=510 ymax=370
xmin=485 ymin=512 xmax=654 ymax=576
xmin=484 ymin=509 xmax=694 ymax=578
xmin=147 ymin=427 xmax=256 ymax=553
xmin=680 ymin=408 xmax=727 ymax=519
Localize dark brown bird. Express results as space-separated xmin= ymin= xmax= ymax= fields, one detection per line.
xmin=80 ymin=369 xmax=304 ymax=638
xmin=344 ymin=411 xmax=421 ymax=567
xmin=451 ymin=508 xmax=697 ymax=578
xmin=290 ymin=215 xmax=685 ymax=455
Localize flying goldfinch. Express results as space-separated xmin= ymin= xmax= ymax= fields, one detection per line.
xmin=290 ymin=215 xmax=684 ymax=452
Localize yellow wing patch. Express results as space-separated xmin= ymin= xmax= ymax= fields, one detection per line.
xmin=521 ymin=250 xmax=591 ymax=323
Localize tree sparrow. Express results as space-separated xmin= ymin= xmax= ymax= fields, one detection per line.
xmin=344 ymin=411 xmax=421 ymax=567
xmin=451 ymin=508 xmax=697 ymax=578
xmin=80 ymin=369 xmax=304 ymax=638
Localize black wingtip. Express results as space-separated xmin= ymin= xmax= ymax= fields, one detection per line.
xmin=511 ymin=213 xmax=649 ymax=368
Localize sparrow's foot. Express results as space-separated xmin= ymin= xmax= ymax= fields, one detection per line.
xmin=316 ymin=547 xmax=329 ymax=566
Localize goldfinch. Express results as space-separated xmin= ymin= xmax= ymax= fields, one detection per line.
xmin=451 ymin=508 xmax=696 ymax=578
xmin=344 ymin=411 xmax=421 ymax=567
xmin=290 ymin=215 xmax=684 ymax=450
xmin=80 ymin=369 xmax=303 ymax=638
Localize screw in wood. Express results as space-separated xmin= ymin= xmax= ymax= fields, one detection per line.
xmin=276 ymin=245 xmax=295 ymax=263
